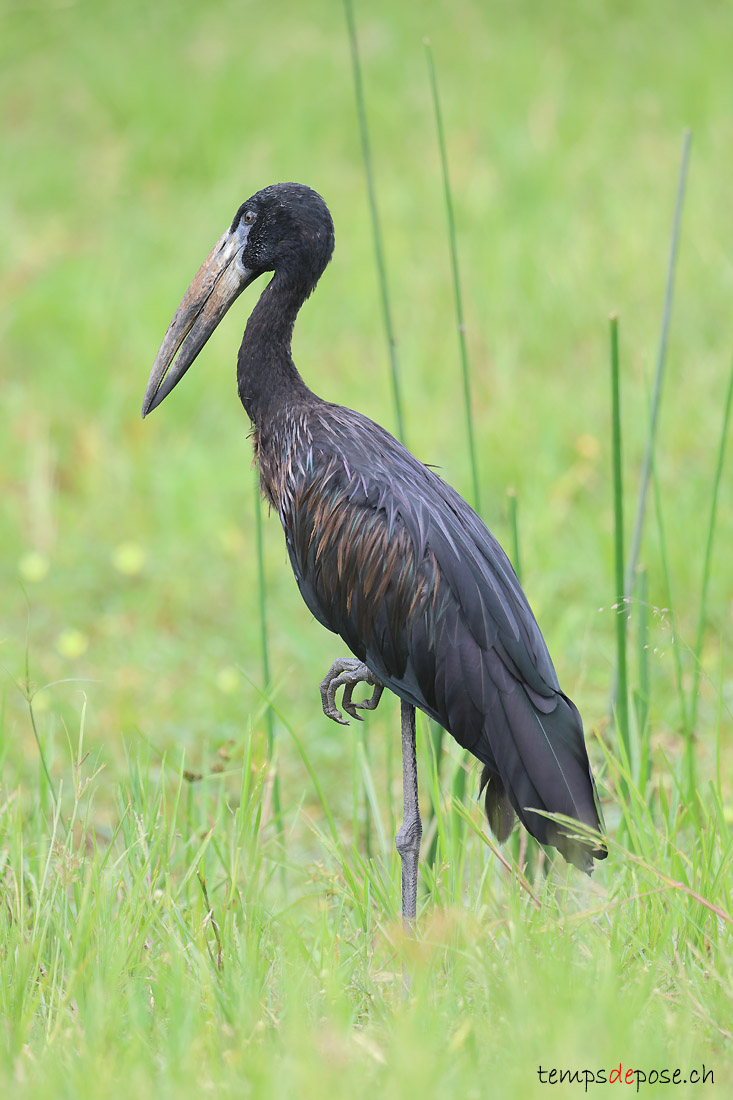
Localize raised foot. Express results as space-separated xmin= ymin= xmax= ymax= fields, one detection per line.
xmin=319 ymin=658 xmax=384 ymax=725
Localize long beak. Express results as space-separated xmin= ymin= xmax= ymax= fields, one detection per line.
xmin=142 ymin=224 xmax=256 ymax=417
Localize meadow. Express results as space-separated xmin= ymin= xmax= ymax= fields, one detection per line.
xmin=1 ymin=0 xmax=731 ymax=1095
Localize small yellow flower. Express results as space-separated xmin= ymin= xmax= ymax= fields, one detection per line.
xmin=575 ymin=433 xmax=600 ymax=461
xmin=112 ymin=541 xmax=145 ymax=576
xmin=18 ymin=551 xmax=50 ymax=582
xmin=56 ymin=629 xmax=88 ymax=659
xmin=216 ymin=666 xmax=240 ymax=694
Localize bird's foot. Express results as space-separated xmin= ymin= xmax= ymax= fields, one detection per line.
xmin=319 ymin=658 xmax=384 ymax=725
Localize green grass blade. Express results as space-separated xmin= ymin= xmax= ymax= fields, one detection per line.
xmin=356 ymin=739 xmax=388 ymax=857
xmin=634 ymin=565 xmax=650 ymax=793
xmin=424 ymin=39 xmax=479 ymax=511
xmin=624 ymin=129 xmax=692 ymax=599
xmin=238 ymin=667 xmax=341 ymax=848
xmin=650 ymin=457 xmax=689 ymax=731
xmin=610 ymin=315 xmax=630 ymax=763
xmin=342 ymin=0 xmax=405 ymax=444
xmin=689 ymin=352 xmax=733 ymax=751
xmin=423 ymin=719 xmax=445 ymax=869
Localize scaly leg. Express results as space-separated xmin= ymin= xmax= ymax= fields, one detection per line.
xmin=395 ymin=700 xmax=421 ymax=924
xmin=320 ymin=662 xmax=420 ymax=925
xmin=320 ymin=657 xmax=384 ymax=725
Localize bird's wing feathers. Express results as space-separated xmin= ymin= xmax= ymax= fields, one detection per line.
xmin=278 ymin=405 xmax=603 ymax=867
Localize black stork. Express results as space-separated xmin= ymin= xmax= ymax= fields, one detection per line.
xmin=142 ymin=182 xmax=606 ymax=920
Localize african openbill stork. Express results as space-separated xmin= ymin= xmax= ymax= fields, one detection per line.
xmin=142 ymin=182 xmax=606 ymax=920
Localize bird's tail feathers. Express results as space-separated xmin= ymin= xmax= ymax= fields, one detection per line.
xmin=479 ymin=684 xmax=606 ymax=873
xmin=479 ymin=767 xmax=515 ymax=842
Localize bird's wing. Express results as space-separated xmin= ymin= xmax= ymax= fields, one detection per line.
xmin=280 ymin=406 xmax=603 ymax=867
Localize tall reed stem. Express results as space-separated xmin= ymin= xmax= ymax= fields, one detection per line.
xmin=343 ymin=0 xmax=405 ymax=444
xmin=635 ymin=565 xmax=650 ymax=793
xmin=688 ymin=353 xmax=733 ymax=787
xmin=610 ymin=315 xmax=630 ymax=764
xmin=624 ymin=130 xmax=692 ymax=600
xmin=650 ymin=457 xmax=688 ymax=731
xmin=425 ymin=39 xmax=480 ymax=512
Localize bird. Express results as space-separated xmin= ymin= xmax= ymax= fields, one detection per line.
xmin=142 ymin=181 xmax=606 ymax=921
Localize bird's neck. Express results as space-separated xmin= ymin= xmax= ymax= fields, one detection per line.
xmin=237 ymin=269 xmax=318 ymax=426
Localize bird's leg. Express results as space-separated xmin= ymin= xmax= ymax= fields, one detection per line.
xmin=320 ymin=657 xmax=384 ymax=725
xmin=395 ymin=700 xmax=421 ymax=925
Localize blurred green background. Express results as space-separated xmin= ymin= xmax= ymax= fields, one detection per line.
xmin=2 ymin=0 xmax=731 ymax=806
xmin=2 ymin=0 xmax=733 ymax=1095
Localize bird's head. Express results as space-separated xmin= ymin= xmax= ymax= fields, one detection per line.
xmin=142 ymin=182 xmax=334 ymax=417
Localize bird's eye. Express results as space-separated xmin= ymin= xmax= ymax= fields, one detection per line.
xmin=243 ymin=210 xmax=256 ymax=225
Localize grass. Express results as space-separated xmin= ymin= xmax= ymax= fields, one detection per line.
xmin=609 ymin=314 xmax=630 ymax=766
xmin=425 ymin=38 xmax=480 ymax=512
xmin=1 ymin=0 xmax=732 ymax=1096
xmin=343 ymin=0 xmax=406 ymax=444
xmin=1 ymin=696 xmax=731 ymax=1097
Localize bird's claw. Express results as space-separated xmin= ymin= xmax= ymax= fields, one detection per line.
xmin=319 ymin=658 xmax=384 ymax=725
